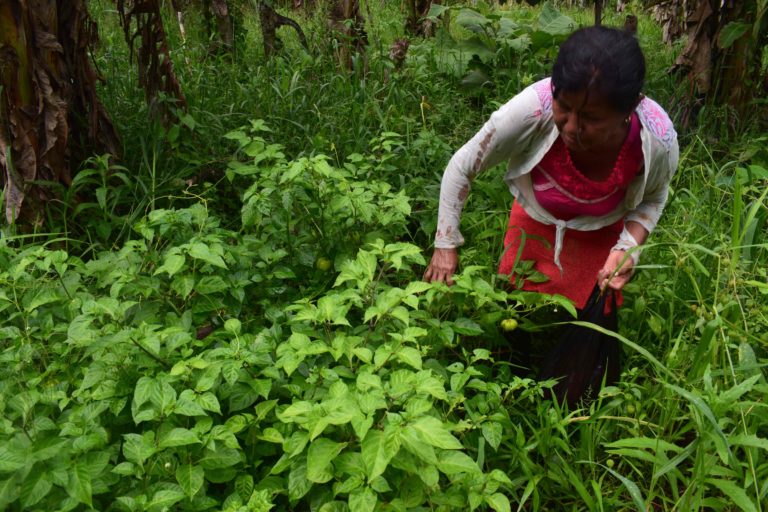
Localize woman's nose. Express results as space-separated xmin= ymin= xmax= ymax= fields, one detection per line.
xmin=564 ymin=113 xmax=579 ymax=134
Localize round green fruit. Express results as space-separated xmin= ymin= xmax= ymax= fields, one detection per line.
xmin=500 ymin=318 xmax=518 ymax=332
xmin=316 ymin=257 xmax=332 ymax=271
xmin=606 ymin=459 xmax=615 ymax=468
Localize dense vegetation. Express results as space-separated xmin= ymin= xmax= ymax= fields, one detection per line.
xmin=1 ymin=1 xmax=767 ymax=511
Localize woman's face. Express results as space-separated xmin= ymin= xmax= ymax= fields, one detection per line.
xmin=552 ymin=89 xmax=629 ymax=153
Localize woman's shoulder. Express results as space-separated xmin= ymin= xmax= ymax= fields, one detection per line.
xmin=530 ymin=77 xmax=554 ymax=113
xmin=492 ymin=77 xmax=553 ymax=125
xmin=637 ymin=96 xmax=677 ymax=147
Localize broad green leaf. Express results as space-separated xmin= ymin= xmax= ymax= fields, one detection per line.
xmin=334 ymin=474 xmax=364 ymax=495
xmin=195 ymin=364 xmax=221 ymax=392
xmin=148 ymin=487 xmax=186 ymax=510
xmin=485 ymin=493 xmax=511 ymax=512
xmin=151 ymin=380 xmax=177 ymax=413
xmin=349 ymin=486 xmax=377 ymax=512
xmin=159 ymin=428 xmax=201 ymax=449
xmin=112 ymin=462 xmax=136 ymax=476
xmin=716 ymin=374 xmax=761 ymax=407
xmin=0 ymin=476 xmax=20 ymax=509
xmin=122 ymin=432 xmax=156 ymax=466
xmin=357 ymin=373 xmax=382 ymax=392
xmin=155 ymin=253 xmax=185 ymax=277
xmin=0 ymin=440 xmax=28 ymax=472
xmin=605 ymin=437 xmax=682 ymax=454
xmin=260 ymin=428 xmax=284 ymax=443
xmin=426 ymin=3 xmax=451 ymax=19
xmin=288 ymin=461 xmax=313 ymax=502
xmin=176 ymin=464 xmax=204 ymax=497
xmin=405 ymin=281 xmax=432 ymax=295
xmin=67 ymin=462 xmax=93 ymax=507
xmin=172 ymin=274 xmax=195 ymax=298
xmin=307 ymin=439 xmax=347 ymax=483
xmin=455 ymin=8 xmax=492 ymax=35
xmin=400 ymin=426 xmax=438 ymax=464
xmin=68 ymin=314 xmax=97 ymax=345
xmin=437 ymin=451 xmax=480 ymax=476
xmin=197 ymin=392 xmax=222 ymax=414
xmin=482 ymin=422 xmax=503 ymax=451
xmin=21 ymin=471 xmax=52 ymax=507
xmin=133 ymin=376 xmax=156 ymax=408
xmin=370 ymin=476 xmax=391 ymax=493
xmin=199 ymin=447 xmax=243 ymax=469
xmin=404 ymin=397 xmax=432 ymax=418
xmin=81 ymin=451 xmax=110 ymax=479
xmin=718 ymin=22 xmax=750 ymax=49
xmin=396 ymin=347 xmax=422 ymax=370
xmin=188 ymin=242 xmax=227 ymax=268
xmin=235 ymin=474 xmax=254 ymax=499
xmin=23 ymin=286 xmax=64 ymax=312
xmin=196 ymin=275 xmax=229 ymax=294
xmin=351 ymin=414 xmax=374 ymax=441
xmin=452 ymin=317 xmax=484 ymax=335
xmin=415 ymin=375 xmax=448 ymax=401
xmin=706 ymin=478 xmax=758 ymax=512
xmin=538 ymin=2 xmax=575 ymax=36
xmin=362 ymin=429 xmax=401 ymax=481
xmin=411 ymin=417 xmax=462 ymax=450
xmin=729 ymin=434 xmax=768 ymax=451
xmin=224 ymin=318 xmax=242 ymax=335
xmin=174 ymin=399 xmax=206 ymax=416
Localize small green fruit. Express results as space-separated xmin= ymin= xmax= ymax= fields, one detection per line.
xmin=316 ymin=257 xmax=332 ymax=271
xmin=626 ymin=404 xmax=636 ymax=414
xmin=500 ymin=318 xmax=518 ymax=332
xmin=606 ymin=459 xmax=615 ymax=468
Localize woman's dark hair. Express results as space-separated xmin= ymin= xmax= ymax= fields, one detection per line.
xmin=552 ymin=26 xmax=645 ymax=113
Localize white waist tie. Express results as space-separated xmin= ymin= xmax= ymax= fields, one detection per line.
xmin=553 ymin=219 xmax=567 ymax=274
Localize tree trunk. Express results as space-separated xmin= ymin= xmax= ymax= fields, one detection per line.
xmin=652 ymin=0 xmax=690 ymax=44
xmin=210 ymin=0 xmax=234 ymax=53
xmin=0 ymin=0 xmax=119 ymax=224
xmin=258 ymin=1 xmax=309 ymax=59
xmin=117 ymin=0 xmax=187 ymax=122
xmin=328 ymin=0 xmax=367 ymax=71
xmin=672 ymin=0 xmax=767 ymax=122
xmin=405 ymin=0 xmax=437 ymax=37
xmin=594 ymin=0 xmax=602 ymax=26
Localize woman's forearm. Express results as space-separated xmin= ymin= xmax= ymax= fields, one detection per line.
xmin=625 ymin=220 xmax=649 ymax=245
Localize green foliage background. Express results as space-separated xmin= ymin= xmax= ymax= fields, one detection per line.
xmin=1 ymin=1 xmax=768 ymax=511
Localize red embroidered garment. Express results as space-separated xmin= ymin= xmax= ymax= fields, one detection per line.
xmin=499 ymin=114 xmax=643 ymax=309
xmin=531 ymin=113 xmax=643 ymax=220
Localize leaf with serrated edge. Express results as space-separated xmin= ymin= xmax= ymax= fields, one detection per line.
xmin=176 ymin=464 xmax=204 ymax=497
xmin=307 ymin=438 xmax=347 ymax=483
xmin=361 ymin=429 xmax=400 ymax=481
xmin=411 ymin=417 xmax=462 ymax=450
xmin=67 ymin=463 xmax=92 ymax=507
xmin=349 ymin=486 xmax=377 ymax=512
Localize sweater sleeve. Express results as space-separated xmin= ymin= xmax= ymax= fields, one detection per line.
xmin=624 ymin=100 xmax=680 ymax=234
xmin=435 ymin=86 xmax=541 ymax=249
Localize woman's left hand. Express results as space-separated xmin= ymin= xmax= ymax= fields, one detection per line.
xmin=598 ymin=250 xmax=634 ymax=291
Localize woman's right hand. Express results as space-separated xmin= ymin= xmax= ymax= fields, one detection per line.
xmin=424 ymin=248 xmax=458 ymax=286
